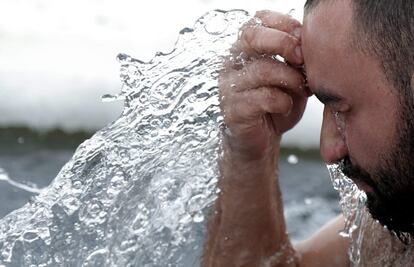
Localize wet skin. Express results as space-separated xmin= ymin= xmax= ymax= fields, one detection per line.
xmin=304 ymin=2 xmax=414 ymax=240
xmin=302 ymin=0 xmax=400 ymax=181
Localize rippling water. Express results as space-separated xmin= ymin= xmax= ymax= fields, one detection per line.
xmin=0 ymin=10 xmax=251 ymax=266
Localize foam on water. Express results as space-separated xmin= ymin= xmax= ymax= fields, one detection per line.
xmin=0 ymin=10 xmax=250 ymax=266
xmin=327 ymin=164 xmax=367 ymax=267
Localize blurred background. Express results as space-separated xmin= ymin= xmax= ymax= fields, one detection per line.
xmin=0 ymin=0 xmax=338 ymax=240
xmin=0 ymin=0 xmax=320 ymax=139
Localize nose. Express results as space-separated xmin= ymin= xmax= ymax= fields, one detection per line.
xmin=320 ymin=107 xmax=349 ymax=164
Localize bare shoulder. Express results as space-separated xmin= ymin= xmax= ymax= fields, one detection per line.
xmin=297 ymin=212 xmax=414 ymax=267
xmin=294 ymin=215 xmax=350 ymax=267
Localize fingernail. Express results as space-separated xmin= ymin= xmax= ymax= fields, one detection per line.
xmin=295 ymin=46 xmax=303 ymax=60
xmin=292 ymin=27 xmax=302 ymax=39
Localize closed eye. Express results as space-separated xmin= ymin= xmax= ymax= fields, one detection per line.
xmin=313 ymin=89 xmax=343 ymax=105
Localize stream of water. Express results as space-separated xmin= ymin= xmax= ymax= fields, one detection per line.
xmin=327 ymin=163 xmax=367 ymax=267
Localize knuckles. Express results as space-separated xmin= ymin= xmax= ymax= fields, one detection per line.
xmin=249 ymin=59 xmax=276 ymax=84
xmin=239 ymin=26 xmax=259 ymax=55
xmin=261 ymin=88 xmax=292 ymax=114
xmin=217 ymin=10 xmax=305 ymax=135
xmin=235 ymin=18 xmax=301 ymax=63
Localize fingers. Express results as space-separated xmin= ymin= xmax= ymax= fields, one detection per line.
xmin=230 ymin=10 xmax=303 ymax=65
xmin=235 ymin=26 xmax=302 ymax=64
xmin=219 ymin=10 xmax=308 ymax=142
xmin=220 ymin=58 xmax=305 ymax=95
xmin=222 ymin=87 xmax=293 ymax=125
xmin=255 ymin=10 xmax=301 ymax=34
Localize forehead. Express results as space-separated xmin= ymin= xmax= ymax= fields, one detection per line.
xmin=303 ymin=0 xmax=354 ymax=47
xmin=301 ymin=1 xmax=398 ymax=122
xmin=302 ymin=0 xmax=357 ymax=92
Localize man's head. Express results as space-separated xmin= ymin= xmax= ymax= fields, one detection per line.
xmin=301 ymin=0 xmax=414 ymax=240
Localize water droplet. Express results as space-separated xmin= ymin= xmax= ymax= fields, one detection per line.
xmin=90 ymin=203 xmax=101 ymax=214
xmin=23 ymin=231 xmax=39 ymax=242
xmin=121 ymin=155 xmax=130 ymax=164
xmin=304 ymin=198 xmax=312 ymax=205
xmin=287 ymin=154 xmax=299 ymax=165
xmin=73 ymin=180 xmax=82 ymax=190
xmin=24 ymin=255 xmax=33 ymax=265
xmin=139 ymin=93 xmax=148 ymax=103
xmin=109 ymin=174 xmax=125 ymax=192
xmin=84 ymin=248 xmax=109 ymax=266
xmin=64 ymin=233 xmax=72 ymax=244
xmin=192 ymin=211 xmax=204 ymax=223
xmin=1 ymin=251 xmax=10 ymax=260
xmin=116 ymin=53 xmax=131 ymax=63
xmin=79 ymin=199 xmax=106 ymax=225
xmin=62 ymin=196 xmax=81 ymax=216
xmin=202 ymin=12 xmax=229 ymax=35
xmin=179 ymin=214 xmax=192 ymax=225
xmin=273 ymin=54 xmax=285 ymax=62
xmin=74 ymin=223 xmax=81 ymax=231
xmin=101 ymin=94 xmax=125 ymax=103
xmin=54 ymin=253 xmax=64 ymax=263
xmin=253 ymin=17 xmax=262 ymax=25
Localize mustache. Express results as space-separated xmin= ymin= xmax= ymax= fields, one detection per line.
xmin=339 ymin=156 xmax=378 ymax=191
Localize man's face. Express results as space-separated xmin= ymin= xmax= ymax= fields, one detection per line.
xmin=302 ymin=1 xmax=414 ymax=238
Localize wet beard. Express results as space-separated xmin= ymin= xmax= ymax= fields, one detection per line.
xmin=339 ymin=97 xmax=414 ymax=243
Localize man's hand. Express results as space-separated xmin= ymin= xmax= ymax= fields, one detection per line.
xmin=203 ymin=11 xmax=350 ymax=267
xmin=220 ymin=10 xmax=308 ymax=160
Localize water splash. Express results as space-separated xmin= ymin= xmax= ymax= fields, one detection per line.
xmin=0 ymin=10 xmax=250 ymax=266
xmin=327 ymin=164 xmax=367 ymax=267
xmin=287 ymin=154 xmax=299 ymax=165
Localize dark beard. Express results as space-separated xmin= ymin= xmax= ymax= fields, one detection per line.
xmin=338 ymin=95 xmax=414 ymax=243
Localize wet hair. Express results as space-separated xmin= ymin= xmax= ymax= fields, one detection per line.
xmin=304 ymin=0 xmax=414 ymax=98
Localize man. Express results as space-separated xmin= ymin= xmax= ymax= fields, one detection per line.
xmin=202 ymin=0 xmax=414 ymax=266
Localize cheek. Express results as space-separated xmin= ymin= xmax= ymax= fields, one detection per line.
xmin=344 ymin=112 xmax=398 ymax=171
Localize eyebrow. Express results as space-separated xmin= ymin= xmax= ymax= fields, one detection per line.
xmin=313 ymin=88 xmax=344 ymax=105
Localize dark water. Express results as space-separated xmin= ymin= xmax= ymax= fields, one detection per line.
xmin=279 ymin=155 xmax=341 ymax=241
xmin=0 ymin=142 xmax=339 ymax=242
xmin=0 ymin=127 xmax=92 ymax=218
xmin=0 ymin=149 xmax=73 ymax=217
